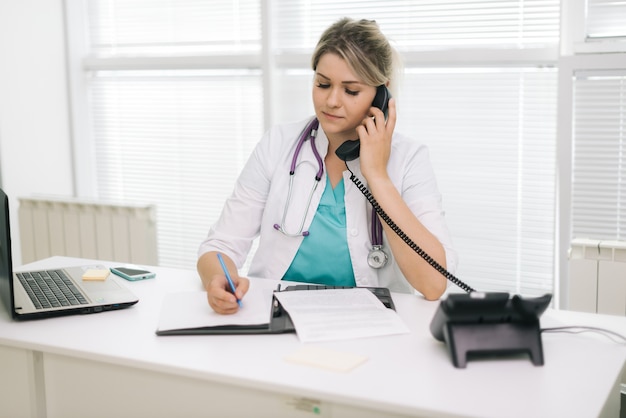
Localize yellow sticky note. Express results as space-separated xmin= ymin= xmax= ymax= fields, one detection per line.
xmin=82 ymin=269 xmax=110 ymax=281
xmin=284 ymin=346 xmax=368 ymax=373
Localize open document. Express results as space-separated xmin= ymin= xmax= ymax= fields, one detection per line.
xmin=156 ymin=280 xmax=276 ymax=334
xmin=273 ymin=288 xmax=409 ymax=343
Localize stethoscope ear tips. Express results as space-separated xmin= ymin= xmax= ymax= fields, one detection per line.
xmin=273 ymin=224 xmax=281 ymax=230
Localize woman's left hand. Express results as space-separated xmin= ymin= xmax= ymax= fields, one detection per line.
xmin=356 ymin=97 xmax=397 ymax=182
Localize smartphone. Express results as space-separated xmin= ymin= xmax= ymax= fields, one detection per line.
xmin=335 ymin=84 xmax=391 ymax=161
xmin=110 ymin=266 xmax=156 ymax=281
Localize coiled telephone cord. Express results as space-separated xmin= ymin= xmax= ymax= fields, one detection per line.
xmin=346 ymin=167 xmax=475 ymax=294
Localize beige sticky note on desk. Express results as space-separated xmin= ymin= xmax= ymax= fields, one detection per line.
xmin=285 ymin=346 xmax=368 ymax=373
xmin=82 ymin=269 xmax=110 ymax=281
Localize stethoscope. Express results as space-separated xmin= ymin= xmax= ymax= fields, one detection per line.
xmin=273 ymin=118 xmax=388 ymax=269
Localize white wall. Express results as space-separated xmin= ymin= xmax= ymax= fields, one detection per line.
xmin=0 ymin=0 xmax=74 ymax=266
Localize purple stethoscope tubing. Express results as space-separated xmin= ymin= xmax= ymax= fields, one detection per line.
xmin=273 ymin=118 xmax=323 ymax=237
xmin=371 ymin=209 xmax=383 ymax=246
xmin=273 ymin=117 xmax=384 ymax=254
xmin=290 ymin=118 xmax=323 ymax=178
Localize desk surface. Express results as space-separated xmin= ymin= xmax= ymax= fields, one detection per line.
xmin=1 ymin=257 xmax=625 ymax=418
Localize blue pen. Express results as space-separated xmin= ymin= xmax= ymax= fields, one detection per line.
xmin=217 ymin=253 xmax=242 ymax=307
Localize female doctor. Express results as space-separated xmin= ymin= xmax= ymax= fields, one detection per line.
xmin=197 ymin=17 xmax=457 ymax=314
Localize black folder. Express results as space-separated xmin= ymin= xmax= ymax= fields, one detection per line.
xmin=156 ymin=285 xmax=396 ymax=336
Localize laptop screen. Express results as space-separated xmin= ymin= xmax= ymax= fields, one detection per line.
xmin=0 ymin=188 xmax=15 ymax=316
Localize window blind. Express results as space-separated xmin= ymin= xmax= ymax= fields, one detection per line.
xmin=85 ymin=1 xmax=263 ymax=269
xmin=89 ymin=70 xmax=263 ymax=269
xmin=586 ymin=0 xmax=626 ymax=38
xmin=572 ymin=72 xmax=626 ymax=240
xmin=273 ymin=0 xmax=559 ymax=51
xmin=87 ymin=0 xmax=261 ymax=55
xmin=402 ymin=68 xmax=557 ymax=295
xmin=81 ymin=1 xmax=560 ymax=296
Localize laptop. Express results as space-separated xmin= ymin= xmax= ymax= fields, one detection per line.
xmin=0 ymin=188 xmax=139 ymax=320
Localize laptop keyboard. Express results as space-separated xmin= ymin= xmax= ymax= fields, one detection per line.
xmin=17 ymin=270 xmax=89 ymax=309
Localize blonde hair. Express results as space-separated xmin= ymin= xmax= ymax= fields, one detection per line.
xmin=311 ymin=18 xmax=400 ymax=93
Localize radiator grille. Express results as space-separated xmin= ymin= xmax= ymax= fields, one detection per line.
xmin=568 ymin=238 xmax=626 ymax=316
xmin=18 ymin=197 xmax=158 ymax=265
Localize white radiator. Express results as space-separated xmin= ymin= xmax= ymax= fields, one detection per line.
xmin=18 ymin=197 xmax=158 ymax=266
xmin=568 ymin=238 xmax=626 ymax=316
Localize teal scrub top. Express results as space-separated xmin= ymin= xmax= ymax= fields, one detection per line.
xmin=282 ymin=177 xmax=356 ymax=286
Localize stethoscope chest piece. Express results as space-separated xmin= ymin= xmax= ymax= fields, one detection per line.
xmin=368 ymin=245 xmax=388 ymax=269
xmin=368 ymin=209 xmax=387 ymax=269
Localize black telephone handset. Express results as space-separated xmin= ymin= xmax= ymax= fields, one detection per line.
xmin=335 ymin=85 xmax=475 ymax=293
xmin=335 ymin=84 xmax=391 ymax=161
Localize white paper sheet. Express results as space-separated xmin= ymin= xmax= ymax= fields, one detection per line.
xmin=273 ymin=288 xmax=409 ymax=342
xmin=284 ymin=346 xmax=369 ymax=372
xmin=156 ymin=280 xmax=275 ymax=332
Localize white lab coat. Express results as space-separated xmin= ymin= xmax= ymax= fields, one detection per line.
xmin=198 ymin=117 xmax=457 ymax=294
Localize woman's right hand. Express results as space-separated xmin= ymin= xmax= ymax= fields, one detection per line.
xmin=205 ymin=274 xmax=250 ymax=314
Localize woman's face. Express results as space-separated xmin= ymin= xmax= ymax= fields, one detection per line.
xmin=312 ymin=52 xmax=377 ymax=144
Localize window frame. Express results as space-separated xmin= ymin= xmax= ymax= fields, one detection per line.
xmin=564 ymin=0 xmax=626 ymax=54
xmin=558 ymin=0 xmax=626 ymax=308
xmin=65 ymin=0 xmax=575 ymax=302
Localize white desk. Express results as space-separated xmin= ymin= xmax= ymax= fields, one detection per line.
xmin=0 ymin=256 xmax=625 ymax=418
